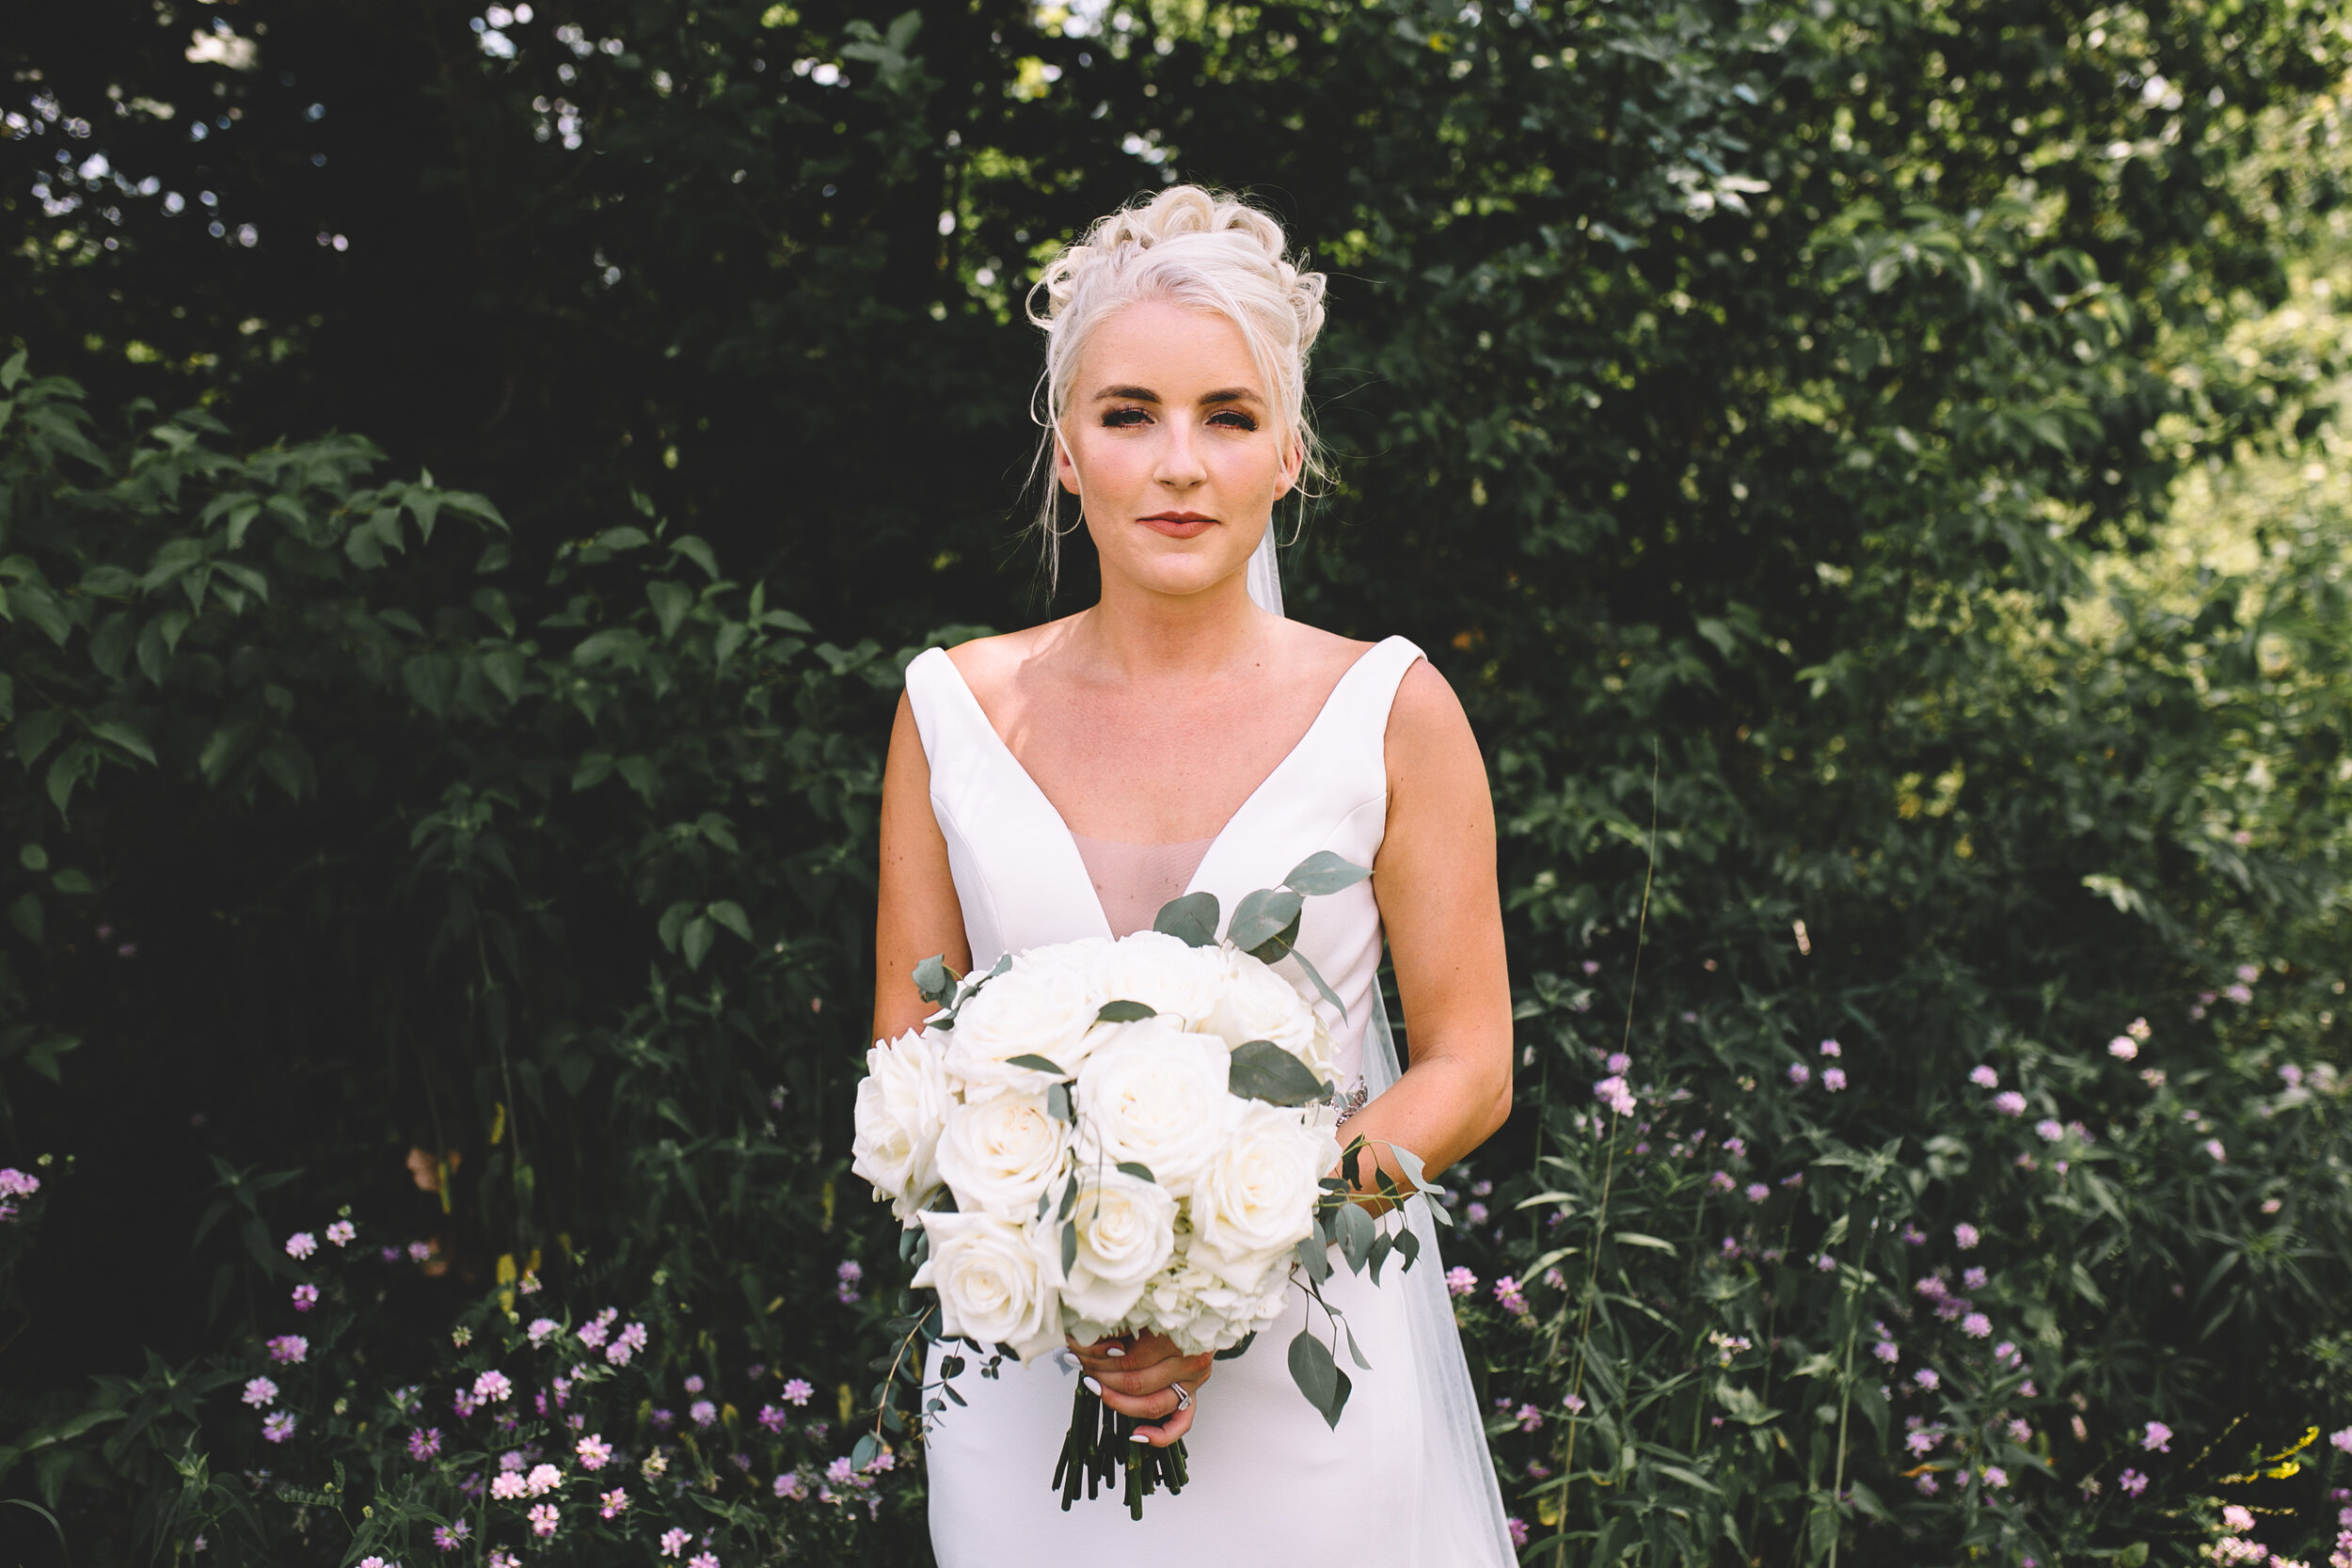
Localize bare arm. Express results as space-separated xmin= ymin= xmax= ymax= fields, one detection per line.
xmin=873 ymin=691 xmax=973 ymax=1043
xmin=1337 ymin=658 xmax=1514 ymax=1202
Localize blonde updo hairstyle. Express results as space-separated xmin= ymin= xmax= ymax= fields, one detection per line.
xmin=1026 ymin=185 xmax=1329 ymax=587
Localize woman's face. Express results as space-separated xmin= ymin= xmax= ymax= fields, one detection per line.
xmin=1057 ymin=296 xmax=1300 ymax=602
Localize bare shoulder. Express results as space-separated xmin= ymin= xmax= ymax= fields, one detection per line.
xmin=1273 ymin=617 xmax=1376 ymax=687
xmin=1386 ymin=655 xmax=1478 ymax=760
xmin=940 ymin=618 xmax=1077 ymax=704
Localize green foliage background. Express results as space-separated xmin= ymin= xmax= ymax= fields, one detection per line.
xmin=6 ymin=0 xmax=2352 ymax=1560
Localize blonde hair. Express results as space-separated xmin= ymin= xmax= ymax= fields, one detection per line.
xmin=1025 ymin=185 xmax=1329 ymax=587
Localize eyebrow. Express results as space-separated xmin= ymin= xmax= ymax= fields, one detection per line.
xmin=1090 ymin=385 xmax=1265 ymax=405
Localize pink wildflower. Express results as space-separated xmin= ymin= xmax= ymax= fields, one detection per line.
xmin=1970 ymin=1066 xmax=1999 ymax=1088
xmin=527 ymin=1317 xmax=560 ymax=1344
xmin=267 ymin=1335 xmax=307 ymax=1364
xmin=689 ymin=1556 xmax=720 ymax=1568
xmin=599 ymin=1487 xmax=628 ymax=1517
xmin=1993 ymin=1091 xmax=2027 ymax=1117
xmin=1962 ymin=1313 xmax=1992 ymax=1338
xmin=471 ymin=1370 xmax=513 ymax=1403
xmin=2332 ymin=1427 xmax=2352 ymax=1453
xmin=607 ymin=1322 xmax=648 ymax=1366
xmin=660 ymin=1529 xmax=691 ymax=1558
xmin=291 ymin=1285 xmax=319 ymax=1312
xmin=1744 ymin=1182 xmax=1769 ymax=1202
xmin=775 ymin=1471 xmax=806 ymax=1499
xmin=577 ymin=1433 xmax=612 ymax=1470
xmin=1787 ymin=1063 xmax=1811 ymax=1085
xmin=782 ymin=1377 xmax=813 ymax=1405
xmin=1445 ymin=1266 xmax=1477 ymax=1298
xmin=527 ymin=1501 xmax=558 ymax=1537
xmin=1506 ymin=1518 xmax=1529 ymax=1548
xmin=758 ymin=1403 xmax=787 ymax=1433
xmin=691 ymin=1400 xmax=718 ymax=1428
xmin=242 ymin=1377 xmax=278 ymax=1407
xmin=1820 ymin=1038 xmax=1841 ymax=1057
xmin=326 ymin=1220 xmax=355 ymax=1246
xmin=2142 ymin=1420 xmax=2172 ymax=1452
xmin=1822 ymin=1068 xmax=1847 ymax=1091
xmin=407 ymin=1428 xmax=441 ymax=1460
xmin=2119 ymin=1468 xmax=2147 ymax=1496
xmin=262 ymin=1411 xmax=296 ymax=1443
xmin=284 ymin=1231 xmax=317 ymax=1260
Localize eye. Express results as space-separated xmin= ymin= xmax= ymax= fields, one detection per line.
xmin=1207 ymin=409 xmax=1259 ymax=431
xmin=1100 ymin=406 xmax=1152 ymax=428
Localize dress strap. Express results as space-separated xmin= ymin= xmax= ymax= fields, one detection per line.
xmin=902 ymin=646 xmax=979 ymax=774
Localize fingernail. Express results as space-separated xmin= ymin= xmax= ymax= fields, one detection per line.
xmin=1104 ymin=1345 xmax=1127 ymax=1357
xmin=1082 ymin=1375 xmax=1103 ymax=1396
xmin=1128 ymin=1431 xmax=1151 ymax=1443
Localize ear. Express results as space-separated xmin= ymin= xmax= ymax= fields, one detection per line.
xmin=1271 ymin=431 xmax=1305 ymax=500
xmin=1055 ymin=430 xmax=1083 ymax=496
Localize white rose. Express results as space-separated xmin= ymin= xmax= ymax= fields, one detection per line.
xmin=850 ymin=1029 xmax=950 ymax=1224
xmin=943 ymin=955 xmax=1104 ymax=1097
xmin=1096 ymin=930 xmax=1227 ymax=1028
xmin=1056 ymin=1168 xmax=1178 ymax=1331
xmin=934 ymin=1091 xmax=1072 ymax=1221
xmin=1201 ymin=949 xmax=1333 ymax=1083
xmin=1073 ymin=1018 xmax=1232 ymax=1197
xmin=1188 ymin=1100 xmax=1327 ymax=1281
xmin=914 ymin=1210 xmax=1062 ymax=1359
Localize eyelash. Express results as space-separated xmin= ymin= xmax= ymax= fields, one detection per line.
xmin=1099 ymin=407 xmax=1260 ymax=432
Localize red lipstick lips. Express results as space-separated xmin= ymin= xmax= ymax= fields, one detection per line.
xmin=1138 ymin=512 xmax=1216 ymax=539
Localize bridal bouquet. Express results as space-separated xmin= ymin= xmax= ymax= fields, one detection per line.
xmin=850 ymin=853 xmax=1444 ymax=1517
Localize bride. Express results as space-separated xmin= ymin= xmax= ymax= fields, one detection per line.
xmin=871 ymin=185 xmax=1518 ymax=1567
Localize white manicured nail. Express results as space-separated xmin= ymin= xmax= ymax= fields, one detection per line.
xmin=1104 ymin=1345 xmax=1127 ymax=1357
xmin=1082 ymin=1375 xmax=1103 ymax=1395
xmin=1128 ymin=1431 xmax=1151 ymax=1443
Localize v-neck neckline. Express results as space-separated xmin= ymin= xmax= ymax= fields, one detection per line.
xmin=929 ymin=639 xmax=1394 ymax=939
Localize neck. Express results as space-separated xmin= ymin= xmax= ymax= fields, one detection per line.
xmin=1076 ymin=556 xmax=1272 ymax=684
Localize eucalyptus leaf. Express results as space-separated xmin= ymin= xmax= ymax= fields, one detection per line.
xmin=1227 ymin=887 xmax=1303 ymax=951
xmin=1113 ymin=1162 xmax=1154 ymax=1183
xmin=1226 ymin=1040 xmax=1327 ymax=1107
xmin=1152 ymin=891 xmax=1219 ymax=947
xmin=1059 ymin=1220 xmax=1077 ymax=1277
xmin=911 ymin=955 xmax=955 ymax=1006
xmin=1005 ymin=1053 xmax=1065 ymax=1075
xmin=1337 ymin=1200 xmax=1375 ymax=1272
xmin=1281 ymin=851 xmax=1372 ymax=895
xmin=1286 ymin=1328 xmax=1339 ymax=1423
xmin=1046 ymin=1082 xmax=1073 ymax=1123
xmin=1094 ymin=1000 xmax=1155 ymax=1022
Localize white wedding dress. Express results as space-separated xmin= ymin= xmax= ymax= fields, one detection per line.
xmin=902 ymin=632 xmax=1516 ymax=1568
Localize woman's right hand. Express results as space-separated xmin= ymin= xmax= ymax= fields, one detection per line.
xmin=1067 ymin=1330 xmax=1213 ymax=1448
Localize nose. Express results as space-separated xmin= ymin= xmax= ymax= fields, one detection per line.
xmin=1152 ymin=418 xmax=1207 ymax=491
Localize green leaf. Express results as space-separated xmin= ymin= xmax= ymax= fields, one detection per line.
xmin=1286 ymin=1330 xmax=1350 ymax=1429
xmin=1046 ymin=1082 xmax=1072 ymax=1122
xmin=647 ymin=579 xmax=695 ymax=641
xmin=1004 ymin=1054 xmax=1064 ymax=1075
xmin=1281 ymin=851 xmax=1371 ymax=895
xmin=1336 ymin=1200 xmax=1375 ymax=1272
xmin=1152 ymin=891 xmax=1219 ymax=947
xmin=1286 ymin=946 xmax=1349 ymax=1022
xmin=670 ymin=535 xmax=722 ymax=579
xmin=1094 ymin=1000 xmax=1155 ymax=1022
xmin=16 ymin=845 xmax=46 ymax=872
xmin=680 ymin=916 xmax=715 ymax=970
xmin=12 ymin=708 xmax=66 ymax=769
xmin=1225 ymin=1040 xmax=1326 ymax=1107
xmin=1227 ymin=888 xmax=1303 ymax=952
xmin=1615 ymin=1231 xmax=1677 ymax=1253
xmin=911 ymin=955 xmax=955 ymax=1005
xmin=706 ymin=899 xmax=753 ymax=943
xmin=1059 ymin=1220 xmax=1077 ymax=1276
xmin=87 ymin=719 xmax=157 ymax=766
xmin=8 ymin=893 xmax=41 ymax=944
xmin=1113 ymin=1162 xmax=1154 ymax=1183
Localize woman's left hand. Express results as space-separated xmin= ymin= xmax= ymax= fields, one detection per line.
xmin=1068 ymin=1330 xmax=1212 ymax=1447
